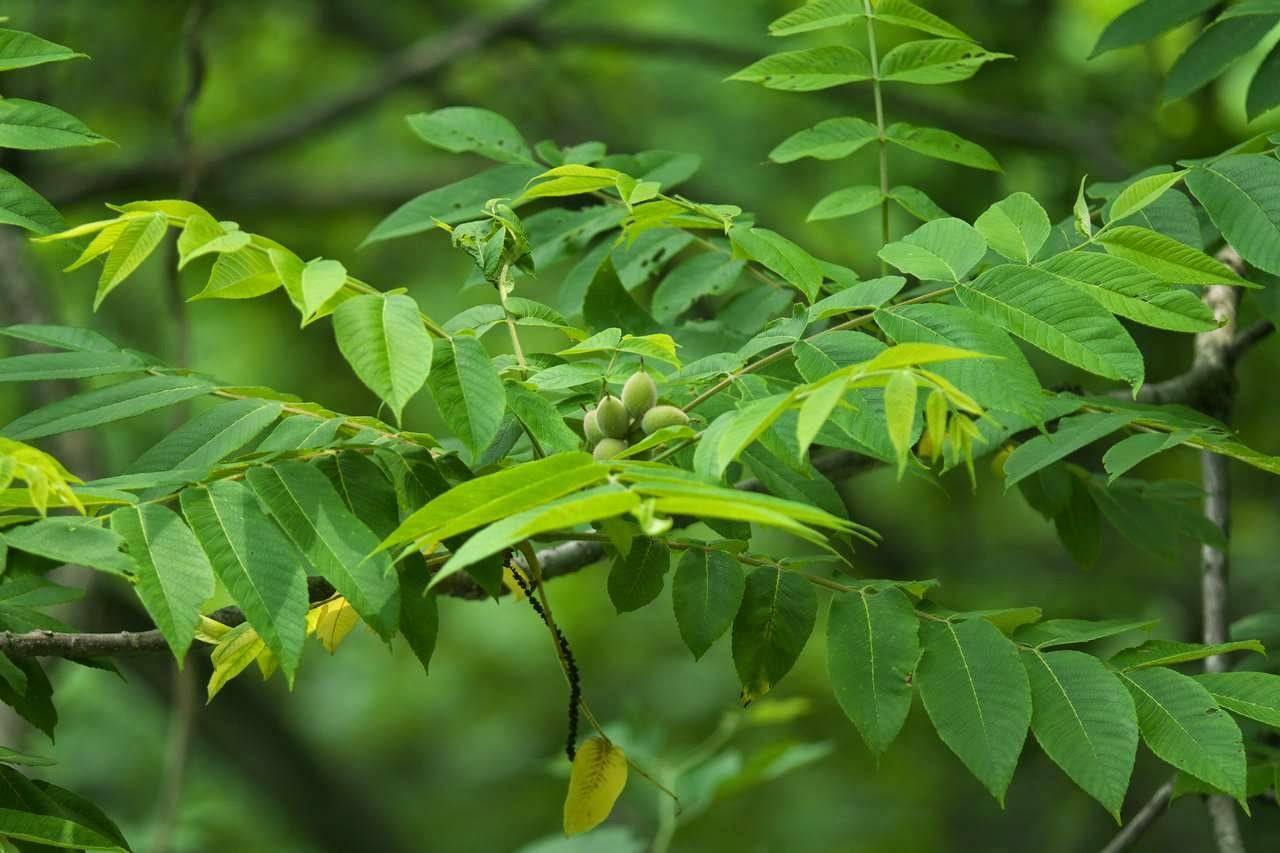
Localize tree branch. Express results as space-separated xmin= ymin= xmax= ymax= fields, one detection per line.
xmin=1099 ymin=779 xmax=1175 ymax=853
xmin=42 ymin=0 xmax=556 ymax=205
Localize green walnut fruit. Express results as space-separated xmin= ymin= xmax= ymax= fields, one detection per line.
xmin=621 ymin=371 xmax=657 ymax=418
xmin=596 ymin=395 xmax=630 ymax=439
xmin=583 ymin=409 xmax=604 ymax=446
xmin=641 ymin=404 xmax=689 ymax=435
xmin=592 ymin=437 xmax=628 ymax=461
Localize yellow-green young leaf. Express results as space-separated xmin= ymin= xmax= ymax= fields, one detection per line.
xmin=879 ymin=39 xmax=1010 ymax=85
xmin=862 ymin=342 xmax=991 ymax=372
xmin=925 ymin=388 xmax=947 ymax=457
xmin=0 ymin=27 xmax=86 ymax=71
xmin=434 ymin=486 xmax=640 ymax=583
xmin=300 ymin=258 xmax=348 ymax=324
xmin=206 ymin=622 xmax=266 ymax=700
xmin=190 ymin=246 xmax=280 ymax=301
xmin=797 ymin=375 xmax=848 ymax=456
xmin=883 ymin=370 xmax=918 ymax=478
xmin=61 ymin=218 xmax=136 ymax=272
xmin=563 ymin=736 xmax=628 ymax=836
xmin=728 ymin=45 xmax=872 ymax=91
xmin=1109 ymin=170 xmax=1189 ymax=223
xmin=877 ymin=217 xmax=987 ymax=282
xmin=732 ymin=566 xmax=817 ymax=703
xmin=177 ymin=212 xmax=250 ymax=269
xmin=268 ymin=246 xmax=307 ymax=312
xmin=94 ymin=211 xmax=168 ymax=308
xmin=406 ymin=106 xmax=534 ymax=165
xmin=380 ymin=453 xmax=600 ymax=552
xmin=307 ymin=598 xmax=360 ymax=653
xmin=1074 ymin=175 xmax=1092 ymax=238
xmin=334 ymin=293 xmax=433 ymax=425
xmin=975 ymin=193 xmax=1051 ymax=262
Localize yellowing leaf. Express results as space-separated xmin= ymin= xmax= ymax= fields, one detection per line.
xmin=307 ymin=597 xmax=360 ymax=653
xmin=207 ymin=622 xmax=266 ymax=701
xmin=563 ymin=736 xmax=628 ymax=836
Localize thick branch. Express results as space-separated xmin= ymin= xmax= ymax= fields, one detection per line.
xmin=43 ymin=0 xmax=555 ymax=204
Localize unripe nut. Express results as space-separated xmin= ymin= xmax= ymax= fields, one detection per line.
xmin=641 ymin=405 xmax=689 ymax=435
xmin=596 ymin=395 xmax=630 ymax=439
xmin=621 ymin=371 xmax=657 ymax=418
xmin=592 ymin=437 xmax=628 ymax=461
xmin=583 ymin=409 xmax=604 ymax=446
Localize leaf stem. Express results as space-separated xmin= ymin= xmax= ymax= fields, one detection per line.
xmin=863 ymin=0 xmax=891 ymax=269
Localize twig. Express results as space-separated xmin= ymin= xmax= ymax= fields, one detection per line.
xmin=1099 ymin=779 xmax=1175 ymax=853
xmin=150 ymin=664 xmax=197 ymax=853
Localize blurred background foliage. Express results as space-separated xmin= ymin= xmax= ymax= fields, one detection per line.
xmin=0 ymin=0 xmax=1278 ymax=850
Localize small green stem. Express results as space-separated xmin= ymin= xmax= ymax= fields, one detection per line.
xmin=863 ymin=0 xmax=891 ymax=269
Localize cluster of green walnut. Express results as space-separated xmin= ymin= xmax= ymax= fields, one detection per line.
xmin=583 ymin=371 xmax=689 ymax=460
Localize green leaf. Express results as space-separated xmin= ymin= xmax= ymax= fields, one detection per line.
xmin=381 ymin=453 xmax=604 ymax=552
xmin=809 ymin=276 xmax=905 ymax=321
xmin=1165 ymin=13 xmax=1279 ymax=102
xmin=0 ymin=745 xmax=55 ymax=767
xmin=426 ymin=332 xmax=505 ymax=458
xmin=672 ymin=548 xmax=745 ymax=659
xmin=874 ymin=0 xmax=972 ymax=39
xmin=768 ymin=0 xmax=862 ymax=36
xmin=1120 ymin=667 xmax=1246 ymax=801
xmin=1 ymin=516 xmax=136 ymax=578
xmin=189 ymin=246 xmax=280 ymax=301
xmin=651 ymin=253 xmax=744 ymax=323
xmin=0 ymin=325 xmax=117 ymax=354
xmin=975 ymin=193 xmax=1050 ymax=262
xmin=879 ymin=40 xmax=1010 ymax=85
xmin=883 ymin=370 xmax=917 ymax=477
xmin=505 ymin=383 xmax=582 ymax=454
xmin=608 ymin=537 xmax=671 ymax=613
xmin=0 ymin=98 xmax=108 ymax=149
xmin=1109 ymin=170 xmax=1189 ymax=222
xmin=1 ymin=374 xmax=216 ymax=441
xmin=828 ymin=586 xmax=920 ymax=756
xmin=1022 ymin=649 xmax=1137 ymax=820
xmin=0 ymin=351 xmax=145 ymax=383
xmin=732 ymin=567 xmax=817 ymax=703
xmin=1074 ymin=176 xmax=1093 ymax=238
xmin=1103 ymin=431 xmax=1190 ymax=482
xmin=333 ymin=293 xmax=432 ymax=425
xmin=128 ymin=398 xmax=283 ymax=475
xmin=0 ymin=28 xmax=85 ymax=71
xmin=1247 ymin=41 xmax=1280 ymax=119
xmin=180 ymin=481 xmax=309 ymax=682
xmin=1090 ymin=0 xmax=1217 ymax=57
xmin=916 ymin=618 xmax=1031 ymax=805
xmin=1110 ymin=639 xmax=1266 ymax=670
xmin=1015 ymin=618 xmax=1158 ymax=649
xmin=1002 ymin=413 xmax=1134 ymax=488
xmin=398 ymin=569 xmax=439 ymax=675
xmin=807 ymin=185 xmax=884 ymax=222
xmin=875 ymin=304 xmax=1044 ymax=420
xmin=406 ymin=106 xmax=534 ymax=165
xmin=247 ymin=462 xmax=400 ymax=640
xmin=1186 ymin=155 xmax=1280 ymax=275
xmin=958 ymin=264 xmax=1145 ymax=390
xmin=110 ymin=504 xmax=214 ymax=661
xmin=434 ymin=486 xmax=640 ymax=582
xmin=94 ymin=211 xmax=167 ymax=308
xmin=730 ymin=226 xmax=823 ymax=302
xmin=1039 ymin=252 xmax=1218 ymax=333
xmin=889 ymin=185 xmax=950 ymax=221
xmin=885 ymin=123 xmax=1001 ymax=171
xmin=1096 ymin=225 xmax=1250 ymax=286
xmin=728 ymin=46 xmax=872 ymax=91
xmin=0 ymin=765 xmax=129 ymax=852
xmin=769 ymin=117 xmax=879 ymax=163
xmin=0 ymin=168 xmax=63 ymax=234
xmin=176 ymin=213 xmax=250 ymax=270
xmin=582 ymin=256 xmax=660 ymax=335
xmin=361 ymin=165 xmax=541 ymax=246
xmin=877 ymin=217 xmax=987 ymax=282
xmin=1194 ymin=672 xmax=1280 ymax=727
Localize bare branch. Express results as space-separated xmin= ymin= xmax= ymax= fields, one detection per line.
xmin=1099 ymin=779 xmax=1175 ymax=853
xmin=43 ymin=0 xmax=556 ymax=205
